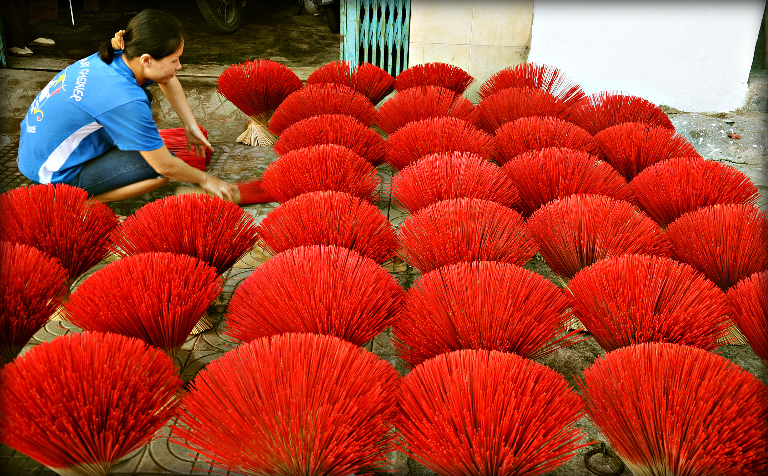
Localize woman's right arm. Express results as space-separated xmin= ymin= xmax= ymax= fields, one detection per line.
xmin=140 ymin=146 xmax=238 ymax=202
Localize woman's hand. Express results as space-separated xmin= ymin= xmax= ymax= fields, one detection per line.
xmin=200 ymin=174 xmax=239 ymax=203
xmin=185 ymin=125 xmax=215 ymax=158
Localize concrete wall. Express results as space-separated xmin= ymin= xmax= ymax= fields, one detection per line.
xmin=527 ymin=1 xmax=766 ymax=112
xmin=408 ymin=0 xmax=534 ymax=101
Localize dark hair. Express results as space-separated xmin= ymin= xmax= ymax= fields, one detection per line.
xmin=99 ymin=9 xmax=185 ymax=64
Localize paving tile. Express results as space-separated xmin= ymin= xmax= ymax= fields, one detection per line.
xmin=135 ymin=427 xmax=199 ymax=475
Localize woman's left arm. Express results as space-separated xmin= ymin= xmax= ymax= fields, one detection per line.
xmin=158 ymin=77 xmax=213 ymax=157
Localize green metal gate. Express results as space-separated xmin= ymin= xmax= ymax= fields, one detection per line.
xmin=0 ymin=14 xmax=6 ymax=67
xmin=340 ymin=0 xmax=411 ymax=77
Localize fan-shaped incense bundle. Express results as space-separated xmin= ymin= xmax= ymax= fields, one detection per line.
xmin=478 ymin=62 xmax=586 ymax=108
xmin=568 ymin=254 xmax=732 ymax=352
xmin=727 ymin=271 xmax=768 ymax=369
xmin=384 ymin=116 xmax=496 ymax=170
xmin=375 ymin=85 xmax=477 ymax=134
xmin=171 ymin=333 xmax=400 ymax=475
xmin=397 ymin=198 xmax=537 ymax=273
xmin=255 ymin=144 xmax=381 ymax=204
xmin=216 ymin=59 xmax=303 ymax=145
xmin=0 ymin=332 xmax=183 ymax=476
xmin=64 ymin=253 xmax=222 ymax=358
xmin=225 ymin=245 xmax=404 ymax=346
xmin=268 ymin=83 xmax=376 ymax=136
xmin=580 ymin=342 xmax=768 ymax=476
xmin=476 ymin=87 xmax=571 ymax=134
xmin=666 ymin=204 xmax=768 ymax=290
xmin=306 ymin=60 xmax=395 ymax=104
xmin=494 ymin=116 xmax=600 ymax=165
xmin=0 ymin=184 xmax=118 ymax=285
xmin=594 ymin=121 xmax=701 ymax=180
xmin=273 ymin=113 xmax=386 ymax=165
xmin=0 ymin=242 xmax=68 ymax=364
xmin=395 ymin=62 xmax=475 ymax=94
xmin=526 ymin=194 xmax=671 ymax=280
xmin=110 ymin=193 xmax=259 ymax=275
xmin=393 ymin=261 xmax=578 ymax=368
xmin=569 ymin=92 xmax=675 ymax=135
xmin=390 ymin=151 xmax=520 ymax=214
xmin=502 ymin=147 xmax=634 ymax=217
xmin=629 ymin=156 xmax=759 ymax=226
xmin=398 ymin=349 xmax=589 ymax=475
xmin=256 ymin=190 xmax=397 ymax=263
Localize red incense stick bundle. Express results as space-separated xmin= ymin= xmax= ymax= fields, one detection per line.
xmin=629 ymin=156 xmax=759 ymax=226
xmin=397 ymin=198 xmax=538 ymax=273
xmin=171 ymin=333 xmax=400 ymax=475
xmin=0 ymin=332 xmax=183 ymax=476
xmin=666 ymin=204 xmax=768 ymax=290
xmin=494 ymin=116 xmax=600 ymax=165
xmin=526 ymin=194 xmax=671 ymax=280
xmin=375 ymin=85 xmax=478 ymax=134
xmin=476 ymin=87 xmax=571 ymax=134
xmin=594 ymin=121 xmax=701 ymax=180
xmin=384 ymin=116 xmax=496 ymax=170
xmin=0 ymin=183 xmax=118 ymax=285
xmin=225 ymin=245 xmax=404 ymax=346
xmin=159 ymin=125 xmax=211 ymax=170
xmin=306 ymin=60 xmax=395 ymax=104
xmin=268 ymin=83 xmax=376 ymax=136
xmin=256 ymin=190 xmax=397 ymax=264
xmin=568 ymin=92 xmax=675 ymax=135
xmin=395 ymin=62 xmax=475 ymax=94
xmin=216 ymin=59 xmax=303 ymax=145
xmin=502 ymin=147 xmax=634 ymax=217
xmin=579 ymin=342 xmax=768 ymax=476
xmin=390 ymin=151 xmax=520 ymax=214
xmin=64 ymin=252 xmax=222 ymax=358
xmin=0 ymin=241 xmax=68 ymax=364
xmin=247 ymin=144 xmax=381 ymax=204
xmin=398 ymin=349 xmax=589 ymax=476
xmin=568 ymin=254 xmax=732 ymax=352
xmin=273 ymin=114 xmax=386 ymax=165
xmin=727 ymin=271 xmax=768 ymax=369
xmin=478 ymin=62 xmax=586 ymax=108
xmin=393 ymin=261 xmax=579 ymax=368
xmin=110 ymin=193 xmax=259 ymax=275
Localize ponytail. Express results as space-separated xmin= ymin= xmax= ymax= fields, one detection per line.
xmin=98 ymin=9 xmax=184 ymax=65
xmin=98 ymin=40 xmax=116 ymax=64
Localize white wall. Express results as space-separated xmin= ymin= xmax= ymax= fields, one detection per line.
xmin=528 ymin=0 xmax=766 ymax=112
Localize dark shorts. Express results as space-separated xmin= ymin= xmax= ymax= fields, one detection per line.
xmin=66 ymin=148 xmax=163 ymax=197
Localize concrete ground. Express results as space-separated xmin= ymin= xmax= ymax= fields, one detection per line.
xmin=1 ymin=2 xmax=767 ymax=474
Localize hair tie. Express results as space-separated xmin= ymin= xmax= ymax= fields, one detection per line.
xmin=111 ymin=30 xmax=125 ymax=50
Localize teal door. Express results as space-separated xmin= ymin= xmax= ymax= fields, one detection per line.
xmin=340 ymin=0 xmax=411 ymax=76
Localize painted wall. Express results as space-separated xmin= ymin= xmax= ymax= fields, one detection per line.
xmin=528 ymin=1 xmax=766 ymax=112
xmin=408 ymin=0 xmax=534 ymax=101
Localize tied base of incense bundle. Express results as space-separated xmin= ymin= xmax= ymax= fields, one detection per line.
xmin=237 ymin=113 xmax=278 ymax=146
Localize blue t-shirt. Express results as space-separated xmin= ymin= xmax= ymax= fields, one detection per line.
xmin=18 ymin=52 xmax=166 ymax=184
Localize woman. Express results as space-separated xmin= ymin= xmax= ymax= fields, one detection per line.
xmin=17 ymin=9 xmax=237 ymax=203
